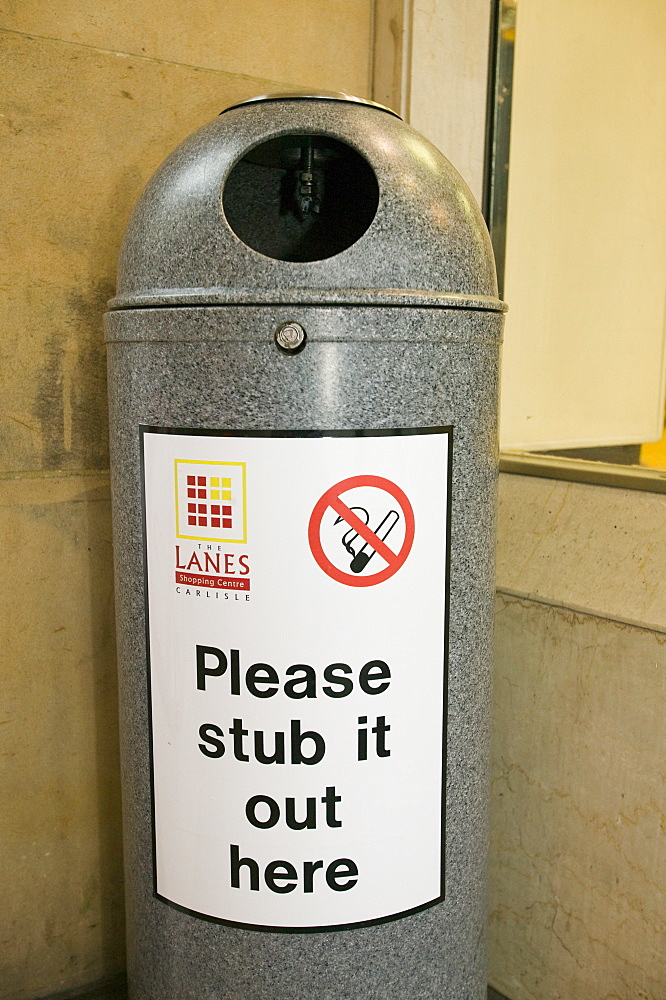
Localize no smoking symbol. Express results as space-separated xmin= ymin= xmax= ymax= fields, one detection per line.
xmin=308 ymin=475 xmax=415 ymax=587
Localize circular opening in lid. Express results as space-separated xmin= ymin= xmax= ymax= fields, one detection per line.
xmin=222 ymin=133 xmax=379 ymax=262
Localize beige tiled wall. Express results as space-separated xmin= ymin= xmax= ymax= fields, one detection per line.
xmin=489 ymin=474 xmax=666 ymax=1000
xmin=0 ymin=7 xmax=373 ymax=998
xmin=2 ymin=1 xmax=374 ymax=96
xmin=0 ymin=474 xmax=121 ymax=998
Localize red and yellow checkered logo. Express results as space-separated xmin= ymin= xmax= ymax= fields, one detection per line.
xmin=175 ymin=460 xmax=246 ymax=542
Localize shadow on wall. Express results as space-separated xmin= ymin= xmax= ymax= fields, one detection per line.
xmin=84 ymin=487 xmax=125 ymax=976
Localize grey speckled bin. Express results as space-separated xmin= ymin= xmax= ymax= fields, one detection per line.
xmin=104 ymin=93 xmax=506 ymax=1000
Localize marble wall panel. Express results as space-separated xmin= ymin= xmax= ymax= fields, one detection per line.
xmin=489 ymin=592 xmax=666 ymax=1000
xmin=496 ymin=474 xmax=666 ymax=632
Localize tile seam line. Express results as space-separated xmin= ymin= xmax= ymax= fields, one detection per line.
xmin=496 ymin=586 xmax=666 ymax=637
xmin=0 ymin=469 xmax=110 ymax=481
xmin=0 ymin=26 xmax=291 ymax=82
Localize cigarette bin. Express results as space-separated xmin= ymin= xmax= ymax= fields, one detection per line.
xmin=104 ymin=92 xmax=506 ymax=1000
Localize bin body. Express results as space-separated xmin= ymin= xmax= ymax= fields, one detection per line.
xmin=105 ymin=95 xmax=505 ymax=1000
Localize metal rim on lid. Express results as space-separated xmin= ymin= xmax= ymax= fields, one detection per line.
xmin=220 ymin=90 xmax=402 ymax=120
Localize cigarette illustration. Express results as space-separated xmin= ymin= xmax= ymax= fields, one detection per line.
xmin=335 ymin=507 xmax=400 ymax=573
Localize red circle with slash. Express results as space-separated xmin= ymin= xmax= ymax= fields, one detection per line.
xmin=308 ymin=475 xmax=415 ymax=587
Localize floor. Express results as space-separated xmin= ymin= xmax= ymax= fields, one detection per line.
xmin=49 ymin=979 xmax=510 ymax=1000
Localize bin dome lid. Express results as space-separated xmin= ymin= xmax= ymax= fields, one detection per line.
xmin=109 ymin=94 xmax=504 ymax=312
xmin=221 ymin=90 xmax=402 ymax=119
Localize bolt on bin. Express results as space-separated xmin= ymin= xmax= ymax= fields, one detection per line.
xmin=104 ymin=91 xmax=507 ymax=1000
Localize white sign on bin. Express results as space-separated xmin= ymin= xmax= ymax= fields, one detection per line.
xmin=141 ymin=425 xmax=451 ymax=931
